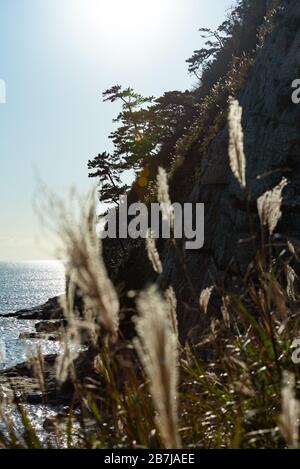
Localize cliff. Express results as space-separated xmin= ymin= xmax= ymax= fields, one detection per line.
xmin=108 ymin=0 xmax=300 ymax=339
xmin=163 ymin=0 xmax=300 ymax=335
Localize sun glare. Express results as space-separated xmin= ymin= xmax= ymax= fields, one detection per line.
xmin=69 ymin=0 xmax=178 ymax=58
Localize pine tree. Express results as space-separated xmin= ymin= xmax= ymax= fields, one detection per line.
xmin=104 ymin=85 xmax=155 ymax=170
xmin=88 ymin=87 xmax=195 ymax=204
xmin=88 ymin=151 xmax=129 ymax=205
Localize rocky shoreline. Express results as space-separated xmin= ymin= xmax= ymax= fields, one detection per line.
xmin=0 ymin=295 xmax=97 ymax=412
xmin=0 ymin=295 xmax=64 ymax=321
xmin=0 ymin=296 xmax=67 ymax=405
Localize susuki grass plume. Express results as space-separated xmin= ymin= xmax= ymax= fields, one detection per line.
xmin=60 ymin=192 xmax=119 ymax=339
xmin=37 ymin=188 xmax=120 ymax=382
xmin=199 ymin=286 xmax=214 ymax=315
xmin=56 ymin=276 xmax=82 ymax=383
xmin=41 ymin=189 xmax=119 ymax=341
xmin=286 ymin=265 xmax=297 ymax=301
xmin=134 ymin=287 xmax=181 ymax=448
xmin=278 ymin=371 xmax=300 ymax=449
xmin=146 ymin=229 xmax=163 ymax=274
xmin=26 ymin=345 xmax=46 ymax=396
xmin=228 ymin=98 xmax=246 ymax=190
xmin=164 ymin=286 xmax=179 ymax=338
xmin=157 ymin=167 xmax=174 ymax=225
xmin=257 ymin=177 xmax=288 ymax=236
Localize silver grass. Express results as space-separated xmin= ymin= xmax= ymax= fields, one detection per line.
xmin=0 ymin=398 xmax=17 ymax=444
xmin=55 ymin=191 xmax=119 ymax=338
xmin=286 ymin=265 xmax=297 ymax=301
xmin=288 ymin=241 xmax=296 ymax=258
xmin=63 ymin=193 xmax=119 ymax=338
xmin=157 ymin=167 xmax=174 ymax=225
xmin=26 ymin=345 xmax=46 ymax=395
xmin=279 ymin=371 xmax=300 ymax=449
xmin=228 ymin=98 xmax=246 ymax=189
xmin=38 ymin=189 xmax=119 ymax=382
xmin=56 ymin=275 xmax=82 ymax=383
xmin=257 ymin=178 xmax=288 ymax=235
xmin=288 ymin=241 xmax=296 ymax=256
xmin=199 ymin=286 xmax=214 ymax=315
xmin=146 ymin=230 xmax=163 ymax=274
xmin=287 ymin=240 xmax=300 ymax=263
xmin=221 ymin=295 xmax=231 ymax=328
xmin=134 ymin=287 xmax=181 ymax=448
xmin=164 ymin=286 xmax=179 ymax=338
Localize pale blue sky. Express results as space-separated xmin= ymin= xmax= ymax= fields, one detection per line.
xmin=0 ymin=0 xmax=229 ymax=261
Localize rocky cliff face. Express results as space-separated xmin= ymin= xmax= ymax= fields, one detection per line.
xmin=162 ymin=0 xmax=300 ymax=336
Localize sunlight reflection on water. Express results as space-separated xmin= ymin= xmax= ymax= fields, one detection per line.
xmin=0 ymin=261 xmax=68 ymax=443
xmin=0 ymin=261 xmax=65 ymax=370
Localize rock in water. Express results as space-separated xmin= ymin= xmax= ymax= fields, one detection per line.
xmin=0 ymin=296 xmax=64 ymax=320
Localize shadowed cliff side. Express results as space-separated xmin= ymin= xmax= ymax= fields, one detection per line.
xmin=104 ymin=0 xmax=300 ymax=340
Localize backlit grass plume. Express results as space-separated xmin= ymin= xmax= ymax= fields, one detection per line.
xmin=134 ymin=286 xmax=181 ymax=448
xmin=56 ymin=275 xmax=82 ymax=384
xmin=67 ymin=193 xmax=118 ymax=339
xmin=146 ymin=229 xmax=163 ymax=274
xmin=257 ymin=177 xmax=288 ymax=236
xmin=164 ymin=287 xmax=179 ymax=338
xmin=37 ymin=188 xmax=120 ymax=382
xmin=228 ymin=98 xmax=246 ymax=189
xmin=157 ymin=167 xmax=174 ymax=225
xmin=199 ymin=286 xmax=214 ymax=315
xmin=278 ymin=371 xmax=300 ymax=449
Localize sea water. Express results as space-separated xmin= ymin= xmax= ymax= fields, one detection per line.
xmin=0 ymin=261 xmax=65 ymax=370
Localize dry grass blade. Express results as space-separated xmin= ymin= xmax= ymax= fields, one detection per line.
xmin=286 ymin=265 xmax=297 ymax=301
xmin=134 ymin=287 xmax=181 ymax=449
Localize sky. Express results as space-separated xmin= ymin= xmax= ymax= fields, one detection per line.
xmin=0 ymin=0 xmax=229 ymax=261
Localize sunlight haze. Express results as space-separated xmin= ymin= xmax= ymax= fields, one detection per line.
xmin=0 ymin=0 xmax=229 ymax=261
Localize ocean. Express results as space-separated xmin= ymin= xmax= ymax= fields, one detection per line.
xmin=0 ymin=261 xmax=65 ymax=370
